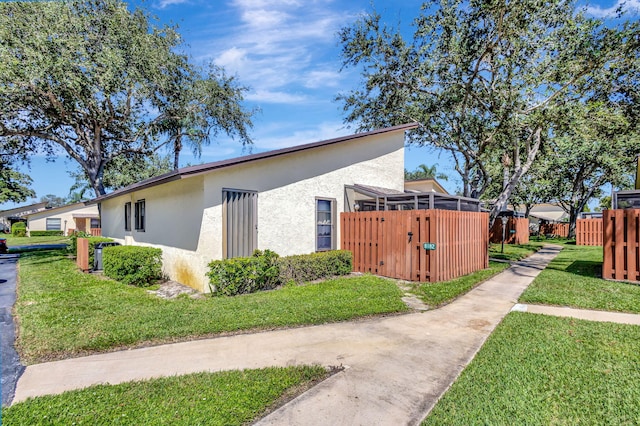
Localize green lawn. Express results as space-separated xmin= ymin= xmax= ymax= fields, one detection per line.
xmin=16 ymin=250 xmax=408 ymax=364
xmin=5 ymin=235 xmax=70 ymax=247
xmin=409 ymin=261 xmax=511 ymax=307
xmin=520 ymin=244 xmax=640 ymax=313
xmin=488 ymin=241 xmax=545 ymax=261
xmin=424 ymin=312 xmax=640 ymax=425
xmin=3 ymin=366 xmax=328 ymax=425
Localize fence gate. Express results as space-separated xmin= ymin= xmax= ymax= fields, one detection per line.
xmin=342 ymin=210 xmax=488 ymax=282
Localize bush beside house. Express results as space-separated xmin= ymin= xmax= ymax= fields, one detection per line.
xmin=102 ymin=246 xmax=163 ymax=286
xmin=12 ymin=222 xmax=26 ymax=237
xmin=208 ymin=250 xmax=353 ymax=296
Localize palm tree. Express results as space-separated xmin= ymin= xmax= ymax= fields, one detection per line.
xmin=405 ymin=163 xmax=449 ymax=181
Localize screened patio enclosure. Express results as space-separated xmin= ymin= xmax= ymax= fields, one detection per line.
xmin=344 ymin=184 xmax=483 ymax=212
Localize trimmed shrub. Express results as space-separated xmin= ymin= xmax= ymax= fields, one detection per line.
xmin=11 ymin=222 xmax=26 ymax=237
xmin=207 ymin=249 xmax=280 ymax=296
xmin=277 ymin=250 xmax=353 ymax=284
xmin=102 ymin=245 xmax=163 ymax=286
xmin=68 ymin=231 xmax=90 ymax=253
xmin=87 ymin=237 xmax=114 ymax=267
xmin=29 ymin=230 xmax=64 ymax=237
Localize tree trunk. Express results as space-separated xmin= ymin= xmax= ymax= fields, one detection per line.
xmin=489 ymin=128 xmax=543 ymax=225
xmin=173 ymin=134 xmax=182 ymax=170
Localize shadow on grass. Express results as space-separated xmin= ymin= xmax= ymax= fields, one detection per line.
xmin=565 ymin=260 xmax=602 ymax=279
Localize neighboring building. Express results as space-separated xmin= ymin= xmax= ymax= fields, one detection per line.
xmin=514 ymin=203 xmax=569 ymax=223
xmin=0 ymin=202 xmax=48 ymax=232
xmin=404 ymin=178 xmax=449 ymax=194
xmin=91 ymin=124 xmax=417 ymax=292
xmin=613 ymin=190 xmax=640 ymax=209
xmin=27 ymin=202 xmax=100 ymax=236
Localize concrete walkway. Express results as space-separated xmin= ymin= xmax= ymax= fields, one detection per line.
xmin=512 ymin=303 xmax=640 ymax=325
xmin=13 ymin=245 xmax=561 ymax=424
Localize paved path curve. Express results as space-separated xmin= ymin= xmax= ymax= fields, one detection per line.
xmin=13 ymin=245 xmax=562 ymax=424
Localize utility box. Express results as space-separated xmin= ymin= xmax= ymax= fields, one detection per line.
xmin=94 ymin=242 xmax=121 ymax=271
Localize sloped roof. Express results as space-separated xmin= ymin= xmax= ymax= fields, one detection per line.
xmin=89 ymin=123 xmax=419 ymax=204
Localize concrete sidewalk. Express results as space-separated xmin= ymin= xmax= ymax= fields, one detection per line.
xmin=14 ymin=245 xmax=562 ymax=424
xmin=512 ymin=303 xmax=640 ymax=325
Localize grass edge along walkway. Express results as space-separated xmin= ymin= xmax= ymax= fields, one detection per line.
xmin=15 ymin=250 xmax=409 ymax=364
xmin=423 ymin=312 xmax=640 ymax=425
xmin=4 ymin=365 xmax=330 ymax=425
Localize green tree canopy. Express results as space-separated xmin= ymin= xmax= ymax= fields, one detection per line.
xmin=338 ymin=0 xmax=639 ymax=221
xmin=404 ymin=163 xmax=448 ymax=181
xmin=0 ymin=0 xmax=254 ymax=197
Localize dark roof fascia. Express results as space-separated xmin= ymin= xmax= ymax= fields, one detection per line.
xmin=0 ymin=202 xmax=48 ymax=217
xmin=89 ymin=123 xmax=419 ymax=204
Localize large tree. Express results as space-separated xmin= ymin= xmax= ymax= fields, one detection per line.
xmin=0 ymin=0 xmax=253 ymax=196
xmin=0 ymin=140 xmax=35 ymax=204
xmin=540 ymin=104 xmax=638 ymax=237
xmin=338 ymin=0 xmax=639 ymax=221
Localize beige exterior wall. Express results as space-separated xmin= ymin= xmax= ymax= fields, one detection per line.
xmin=27 ymin=204 xmax=99 ymax=235
xmin=100 ymin=130 xmax=405 ymax=292
xmin=404 ymin=179 xmax=448 ymax=194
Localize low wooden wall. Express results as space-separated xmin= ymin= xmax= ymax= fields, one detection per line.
xmin=540 ymin=223 xmax=569 ymax=238
xmin=603 ymin=209 xmax=640 ymax=282
xmin=341 ymin=210 xmax=489 ymax=282
xmin=489 ymin=218 xmax=529 ymax=244
xmin=576 ymin=218 xmax=603 ymax=246
xmin=76 ymin=237 xmax=89 ymax=272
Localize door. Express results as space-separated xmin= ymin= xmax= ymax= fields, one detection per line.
xmin=222 ymin=189 xmax=258 ymax=258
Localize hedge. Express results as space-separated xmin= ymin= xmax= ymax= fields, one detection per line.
xmin=207 ymin=249 xmax=353 ymax=296
xmin=11 ymin=222 xmax=26 ymax=237
xmin=207 ymin=249 xmax=280 ymax=296
xmin=29 ymin=230 xmax=64 ymax=237
xmin=102 ymin=245 xmax=163 ymax=286
xmin=277 ymin=250 xmax=353 ymax=284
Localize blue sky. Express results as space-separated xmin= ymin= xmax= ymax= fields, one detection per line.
xmin=2 ymin=0 xmax=638 ymax=210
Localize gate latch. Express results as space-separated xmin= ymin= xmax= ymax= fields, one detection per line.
xmin=408 ymin=231 xmax=413 ymax=242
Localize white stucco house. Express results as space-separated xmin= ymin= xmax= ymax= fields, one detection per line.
xmin=27 ymin=202 xmax=100 ymax=236
xmin=91 ymin=123 xmax=418 ymax=292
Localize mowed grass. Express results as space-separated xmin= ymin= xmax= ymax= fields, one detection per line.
xmin=3 ymin=366 xmax=328 ymax=426
xmin=5 ymin=235 xmax=70 ymax=246
xmin=489 ymin=242 xmax=545 ymax=261
xmin=16 ymin=250 xmax=408 ymax=364
xmin=424 ymin=312 xmax=640 ymax=425
xmin=409 ymin=261 xmax=511 ymax=307
xmin=520 ymin=244 xmax=640 ymax=313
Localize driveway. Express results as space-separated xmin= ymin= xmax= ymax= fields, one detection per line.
xmin=12 ymin=245 xmax=562 ymax=424
xmin=0 ymin=254 xmax=24 ymax=407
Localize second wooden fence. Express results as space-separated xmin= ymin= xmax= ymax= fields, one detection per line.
xmin=341 ymin=210 xmax=489 ymax=282
xmin=489 ymin=218 xmax=529 ymax=244
xmin=603 ymin=209 xmax=640 ymax=282
xmin=576 ymin=218 xmax=603 ymax=246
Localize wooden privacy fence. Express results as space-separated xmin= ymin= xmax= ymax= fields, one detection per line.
xmin=603 ymin=209 xmax=640 ymax=282
xmin=489 ymin=218 xmax=529 ymax=244
xmin=540 ymin=223 xmax=569 ymax=238
xmin=576 ymin=218 xmax=603 ymax=246
xmin=341 ymin=210 xmax=489 ymax=282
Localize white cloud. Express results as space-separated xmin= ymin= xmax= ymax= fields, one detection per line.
xmin=198 ymin=0 xmax=354 ymax=103
xmin=251 ymin=121 xmax=351 ymax=150
xmin=246 ymin=89 xmax=308 ymax=104
xmin=585 ymin=0 xmax=640 ymax=17
xmin=157 ymin=0 xmax=190 ymax=9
